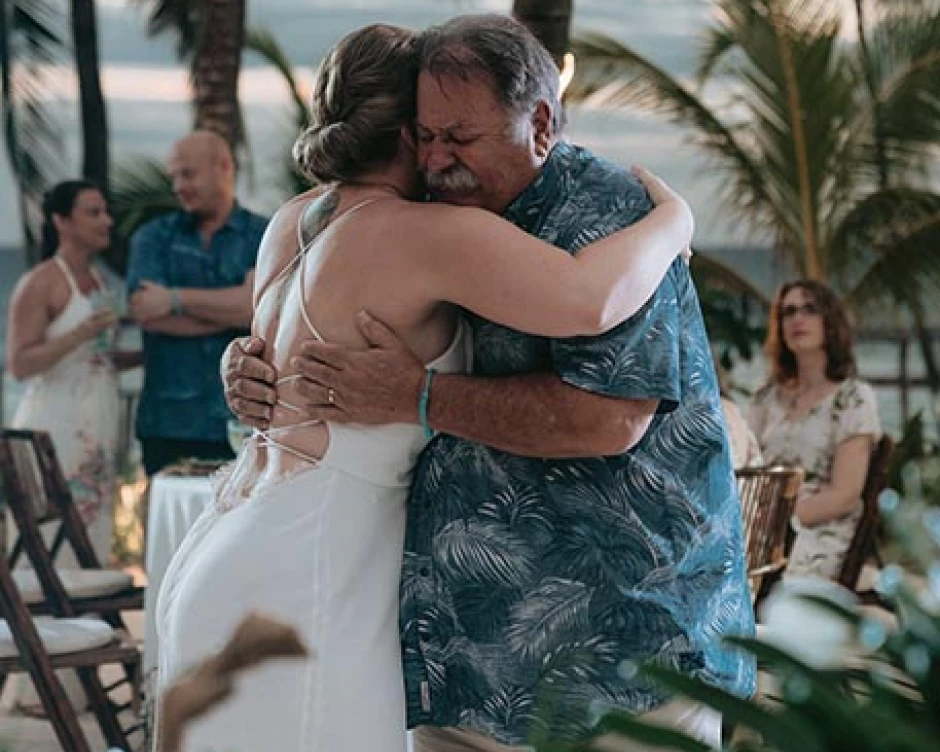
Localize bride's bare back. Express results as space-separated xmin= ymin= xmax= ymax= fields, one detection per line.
xmin=250 ymin=186 xmax=457 ymax=480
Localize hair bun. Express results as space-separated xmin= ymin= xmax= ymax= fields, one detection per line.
xmin=292 ymin=24 xmax=418 ymax=185
xmin=293 ymin=121 xmax=355 ymax=184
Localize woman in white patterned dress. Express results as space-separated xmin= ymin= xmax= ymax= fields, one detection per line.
xmin=5 ymin=180 xmax=140 ymax=712
xmin=748 ymin=280 xmax=880 ymax=580
xmin=156 ymin=24 xmax=697 ymax=752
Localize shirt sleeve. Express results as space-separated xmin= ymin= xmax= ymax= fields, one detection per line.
xmin=126 ymin=222 xmax=168 ymax=294
xmin=550 ymin=264 xmax=682 ymax=411
xmin=835 ymin=379 xmax=881 ymax=445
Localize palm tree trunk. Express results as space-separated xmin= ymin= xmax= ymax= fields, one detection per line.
xmin=769 ymin=2 xmax=821 ymax=279
xmin=512 ymin=0 xmax=572 ymax=68
xmin=71 ymin=0 xmax=109 ymax=190
xmin=191 ymin=0 xmax=245 ymax=151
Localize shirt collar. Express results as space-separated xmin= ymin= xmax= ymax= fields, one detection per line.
xmin=181 ymin=202 xmax=245 ymax=234
xmin=502 ymin=141 xmax=574 ymax=232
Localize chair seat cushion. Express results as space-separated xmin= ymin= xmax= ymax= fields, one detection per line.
xmin=0 ymin=617 xmax=115 ymax=658
xmin=13 ymin=568 xmax=134 ymax=605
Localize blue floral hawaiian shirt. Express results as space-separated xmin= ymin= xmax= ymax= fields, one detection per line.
xmin=126 ymin=205 xmax=267 ymax=442
xmin=400 ymin=141 xmax=756 ymax=745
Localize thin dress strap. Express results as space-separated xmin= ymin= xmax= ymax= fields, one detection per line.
xmin=52 ymin=256 xmax=80 ymax=295
xmin=252 ymin=196 xmax=391 ymax=464
xmin=295 ymin=196 xmax=386 ymax=343
xmin=89 ymin=265 xmax=108 ymax=295
xmin=53 ymin=256 xmax=107 ymax=297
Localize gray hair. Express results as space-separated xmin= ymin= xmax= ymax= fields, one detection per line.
xmin=418 ymin=14 xmax=563 ymax=133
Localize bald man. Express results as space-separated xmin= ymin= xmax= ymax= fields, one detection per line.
xmin=127 ymin=130 xmax=269 ymax=476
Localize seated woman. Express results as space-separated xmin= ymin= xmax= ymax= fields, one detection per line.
xmin=748 ymin=280 xmax=880 ymax=580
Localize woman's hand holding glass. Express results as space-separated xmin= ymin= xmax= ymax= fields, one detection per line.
xmin=74 ymin=307 xmax=119 ymax=347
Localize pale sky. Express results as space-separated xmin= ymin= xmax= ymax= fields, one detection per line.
xmin=0 ymin=0 xmax=797 ymax=248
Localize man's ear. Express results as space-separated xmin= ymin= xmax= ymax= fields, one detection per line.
xmin=400 ymin=125 xmax=417 ymax=152
xmin=532 ymin=100 xmax=553 ymax=157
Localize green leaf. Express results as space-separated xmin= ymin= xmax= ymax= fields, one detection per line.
xmin=638 ymin=663 xmax=826 ymax=752
xmin=592 ymin=710 xmax=711 ymax=752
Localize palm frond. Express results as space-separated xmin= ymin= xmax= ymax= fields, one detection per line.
xmin=846 ymin=210 xmax=940 ymax=312
xmin=569 ymin=31 xmax=782 ymax=245
xmin=132 ymin=0 xmax=201 ymax=59
xmin=690 ymin=252 xmax=772 ymax=304
xmin=3 ymin=0 xmax=67 ymax=265
xmin=244 ymin=24 xmax=312 ymax=196
xmin=868 ymin=5 xmax=940 ymax=166
xmin=108 ymin=157 xmax=176 ymax=272
xmin=829 ymin=187 xmax=940 ymax=286
xmin=244 ymin=25 xmax=307 ymax=129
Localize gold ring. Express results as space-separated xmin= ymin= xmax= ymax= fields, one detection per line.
xmin=327 ymin=387 xmax=336 ymax=405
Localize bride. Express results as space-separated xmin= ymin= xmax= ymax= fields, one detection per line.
xmin=156 ymin=23 xmax=693 ymax=752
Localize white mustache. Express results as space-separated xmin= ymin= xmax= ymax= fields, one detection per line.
xmin=425 ymin=166 xmax=480 ymax=194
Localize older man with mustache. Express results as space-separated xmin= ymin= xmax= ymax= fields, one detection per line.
xmin=224 ymin=15 xmax=754 ymax=752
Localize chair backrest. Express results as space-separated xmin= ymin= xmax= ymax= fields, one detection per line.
xmin=0 ymin=429 xmax=104 ymax=616
xmin=838 ymin=434 xmax=894 ymax=590
xmin=0 ymin=546 xmax=95 ymax=752
xmin=736 ymin=464 xmax=804 ymax=578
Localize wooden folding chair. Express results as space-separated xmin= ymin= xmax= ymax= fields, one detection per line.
xmin=736 ymin=464 xmax=804 ymax=609
xmin=0 ymin=429 xmax=144 ymax=622
xmin=0 ymin=429 xmax=144 ymax=728
xmin=838 ymin=434 xmax=895 ymax=598
xmin=0 ymin=542 xmax=143 ymax=752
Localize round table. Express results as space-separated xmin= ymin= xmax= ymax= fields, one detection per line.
xmin=143 ymin=473 xmax=215 ymax=678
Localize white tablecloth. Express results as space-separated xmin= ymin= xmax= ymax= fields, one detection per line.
xmin=143 ymin=474 xmax=214 ymax=677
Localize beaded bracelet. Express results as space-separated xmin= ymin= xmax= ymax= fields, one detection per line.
xmin=419 ymin=367 xmax=437 ymax=439
xmin=170 ymin=288 xmax=183 ymax=316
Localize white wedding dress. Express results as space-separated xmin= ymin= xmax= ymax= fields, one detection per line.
xmin=156 ymin=203 xmax=470 ymax=752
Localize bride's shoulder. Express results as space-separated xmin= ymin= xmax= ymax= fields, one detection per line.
xmin=272 ymin=187 xmax=331 ymax=230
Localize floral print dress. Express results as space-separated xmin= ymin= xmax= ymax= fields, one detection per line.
xmin=748 ymin=378 xmax=880 ymax=579
xmin=11 ymin=257 xmax=120 ymax=564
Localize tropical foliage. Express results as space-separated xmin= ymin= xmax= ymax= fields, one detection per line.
xmin=1 ymin=0 xmax=67 ymax=265
xmin=1 ymin=0 xmax=112 ymax=264
xmin=135 ymin=0 xmax=245 ymax=149
xmin=568 ymin=0 xmax=940 ymax=398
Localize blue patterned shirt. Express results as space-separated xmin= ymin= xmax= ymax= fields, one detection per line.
xmin=126 ymin=206 xmax=267 ymax=442
xmin=400 ymin=142 xmax=755 ymax=745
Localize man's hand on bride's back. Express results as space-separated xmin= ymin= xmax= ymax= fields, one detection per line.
xmin=222 ymin=336 xmax=277 ymax=430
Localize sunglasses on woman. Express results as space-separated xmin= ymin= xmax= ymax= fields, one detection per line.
xmin=780 ymin=302 xmax=821 ymax=319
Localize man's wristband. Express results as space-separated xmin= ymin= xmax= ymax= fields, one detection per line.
xmin=419 ymin=367 xmax=438 ymax=439
xmin=170 ymin=288 xmax=183 ymax=316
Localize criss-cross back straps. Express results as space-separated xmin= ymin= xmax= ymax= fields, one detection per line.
xmin=251 ymin=194 xmax=391 ymax=463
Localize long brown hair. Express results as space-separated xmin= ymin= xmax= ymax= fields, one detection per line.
xmin=765 ymin=279 xmax=857 ymax=385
